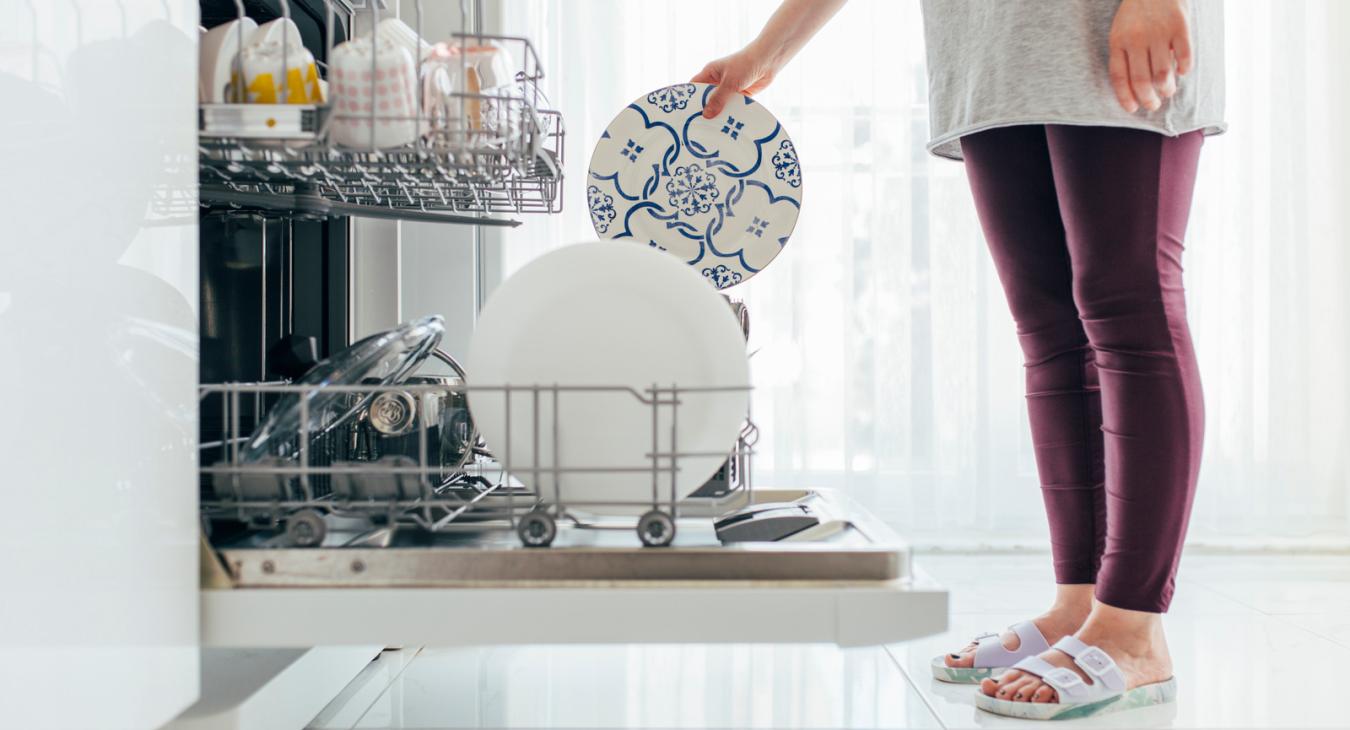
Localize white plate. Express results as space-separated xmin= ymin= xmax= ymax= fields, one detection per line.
xmin=249 ymin=16 xmax=304 ymax=50
xmin=200 ymin=18 xmax=257 ymax=103
xmin=587 ymin=82 xmax=803 ymax=290
xmin=466 ymin=242 xmax=750 ymax=514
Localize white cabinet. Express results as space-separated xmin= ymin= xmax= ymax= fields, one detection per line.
xmin=0 ymin=2 xmax=201 ymax=727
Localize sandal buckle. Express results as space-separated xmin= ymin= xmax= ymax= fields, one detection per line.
xmin=1046 ymin=667 xmax=1083 ymax=688
xmin=1074 ymin=647 xmax=1117 ymax=678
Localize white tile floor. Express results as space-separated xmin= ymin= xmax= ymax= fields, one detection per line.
xmin=309 ymin=553 xmax=1349 ymax=729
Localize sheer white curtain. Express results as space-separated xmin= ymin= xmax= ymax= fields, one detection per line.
xmin=494 ymin=0 xmax=1350 ymax=546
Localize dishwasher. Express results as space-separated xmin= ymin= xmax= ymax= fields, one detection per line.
xmin=183 ymin=0 xmax=947 ymax=724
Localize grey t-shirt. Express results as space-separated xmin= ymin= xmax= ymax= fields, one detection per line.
xmin=920 ymin=0 xmax=1226 ymax=160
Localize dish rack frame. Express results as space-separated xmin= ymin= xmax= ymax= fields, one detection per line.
xmin=198 ymin=0 xmax=564 ymax=223
xmin=200 ymin=380 xmax=758 ymax=548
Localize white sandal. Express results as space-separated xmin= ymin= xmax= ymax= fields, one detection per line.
xmin=975 ymin=636 xmax=1178 ymax=720
xmin=930 ymin=620 xmax=1051 ymax=683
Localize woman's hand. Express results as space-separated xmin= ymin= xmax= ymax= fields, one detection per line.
xmin=691 ymin=41 xmax=782 ymax=119
xmin=1108 ymin=0 xmax=1193 ymax=113
xmin=691 ymin=0 xmax=848 ymax=119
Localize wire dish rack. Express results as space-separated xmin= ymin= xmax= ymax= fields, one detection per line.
xmin=198 ymin=0 xmax=564 ymax=222
xmin=200 ymin=380 xmax=757 ymax=549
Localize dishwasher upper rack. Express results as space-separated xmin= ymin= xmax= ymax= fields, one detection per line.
xmin=198 ymin=0 xmax=564 ymax=221
xmin=199 ymin=380 xmax=758 ymax=548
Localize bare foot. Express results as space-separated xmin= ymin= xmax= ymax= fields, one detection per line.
xmin=945 ymin=585 xmax=1092 ymax=669
xmin=980 ymin=601 xmax=1173 ymax=704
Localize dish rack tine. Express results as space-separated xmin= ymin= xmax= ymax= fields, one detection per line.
xmin=650 ymin=382 xmax=659 ymax=506
xmin=670 ymin=383 xmax=679 ymax=511
xmin=551 ymin=384 xmax=561 ymax=513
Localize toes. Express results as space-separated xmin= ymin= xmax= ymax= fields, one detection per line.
xmin=994 ymin=676 xmax=1031 ymax=700
xmin=944 ymin=642 xmax=978 ymax=667
xmin=1004 ymin=677 xmax=1039 ymax=702
xmin=982 ymin=670 xmax=1020 ymax=697
xmin=982 ymin=671 xmax=1015 ymax=696
xmin=1032 ymin=683 xmax=1058 ymax=703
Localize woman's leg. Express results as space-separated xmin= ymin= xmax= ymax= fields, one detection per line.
xmin=944 ymin=125 xmax=1104 ymax=667
xmin=1049 ymin=124 xmax=1205 ymax=614
xmin=961 ymin=125 xmax=1108 ymax=582
xmin=987 ymin=125 xmax=1205 ymax=704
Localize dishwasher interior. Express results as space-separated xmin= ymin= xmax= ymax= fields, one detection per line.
xmin=195 ymin=0 xmax=931 ymax=608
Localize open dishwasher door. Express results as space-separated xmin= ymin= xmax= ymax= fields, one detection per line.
xmin=202 ymin=488 xmax=947 ymax=649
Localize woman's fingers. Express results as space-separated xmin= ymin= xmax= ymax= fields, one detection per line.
xmin=1128 ymin=46 xmax=1162 ymax=111
xmin=690 ymin=62 xmax=721 ymax=85
xmin=1109 ymin=46 xmax=1139 ymax=113
xmin=1172 ymin=27 xmax=1193 ymax=76
xmin=695 ymin=49 xmax=775 ymax=118
xmin=703 ymin=81 xmax=741 ymax=119
xmin=694 ymin=61 xmax=736 ymax=119
xmin=1150 ymin=42 xmax=1177 ymax=98
xmin=741 ymin=70 xmax=776 ymax=97
xmin=1108 ymin=0 xmax=1192 ymax=113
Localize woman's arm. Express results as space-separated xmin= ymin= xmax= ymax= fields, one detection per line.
xmin=691 ymin=0 xmax=848 ymax=119
xmin=1109 ymin=0 xmax=1194 ymax=113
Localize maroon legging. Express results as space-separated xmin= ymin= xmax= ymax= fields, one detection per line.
xmin=960 ymin=125 xmax=1205 ymax=613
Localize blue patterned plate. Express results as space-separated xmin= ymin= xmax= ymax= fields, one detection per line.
xmin=587 ymin=82 xmax=802 ymax=290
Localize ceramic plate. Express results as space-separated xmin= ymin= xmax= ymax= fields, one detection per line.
xmin=466 ymin=242 xmax=750 ymax=514
xmin=200 ymin=18 xmax=257 ymax=102
xmin=587 ymin=82 xmax=803 ymax=290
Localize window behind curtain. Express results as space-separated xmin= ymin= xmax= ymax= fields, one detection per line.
xmin=497 ymin=0 xmax=1350 ymax=547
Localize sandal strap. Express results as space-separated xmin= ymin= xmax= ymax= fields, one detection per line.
xmin=1051 ymin=637 xmax=1127 ymax=693
xmin=972 ymin=620 xmax=1050 ymax=669
xmin=1010 ymin=655 xmax=1098 ymax=703
xmin=1005 ymin=638 xmax=1130 ymax=704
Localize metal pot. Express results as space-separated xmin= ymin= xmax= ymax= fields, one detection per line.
xmin=349 ymin=348 xmax=478 ymax=481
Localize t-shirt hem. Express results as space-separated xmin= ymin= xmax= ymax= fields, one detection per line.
xmin=926 ymin=118 xmax=1229 ymax=162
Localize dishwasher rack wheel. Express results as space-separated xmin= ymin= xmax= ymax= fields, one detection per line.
xmin=637 ymin=510 xmax=676 ymax=547
xmin=285 ymin=509 xmax=327 ymax=548
xmin=517 ymin=510 xmax=557 ymax=548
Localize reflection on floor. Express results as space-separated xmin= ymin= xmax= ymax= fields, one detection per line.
xmin=309 ymin=553 xmax=1350 ymax=729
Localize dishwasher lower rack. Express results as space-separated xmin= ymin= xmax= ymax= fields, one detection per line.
xmin=199 ymin=380 xmax=757 ymax=549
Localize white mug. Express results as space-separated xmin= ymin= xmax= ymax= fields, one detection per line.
xmin=376 ymin=18 xmax=432 ymax=62
xmin=227 ymin=39 xmax=323 ymax=104
xmin=329 ymin=37 xmax=420 ymax=149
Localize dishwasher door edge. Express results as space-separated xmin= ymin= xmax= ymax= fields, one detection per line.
xmin=201 ymin=571 xmax=948 ymax=649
